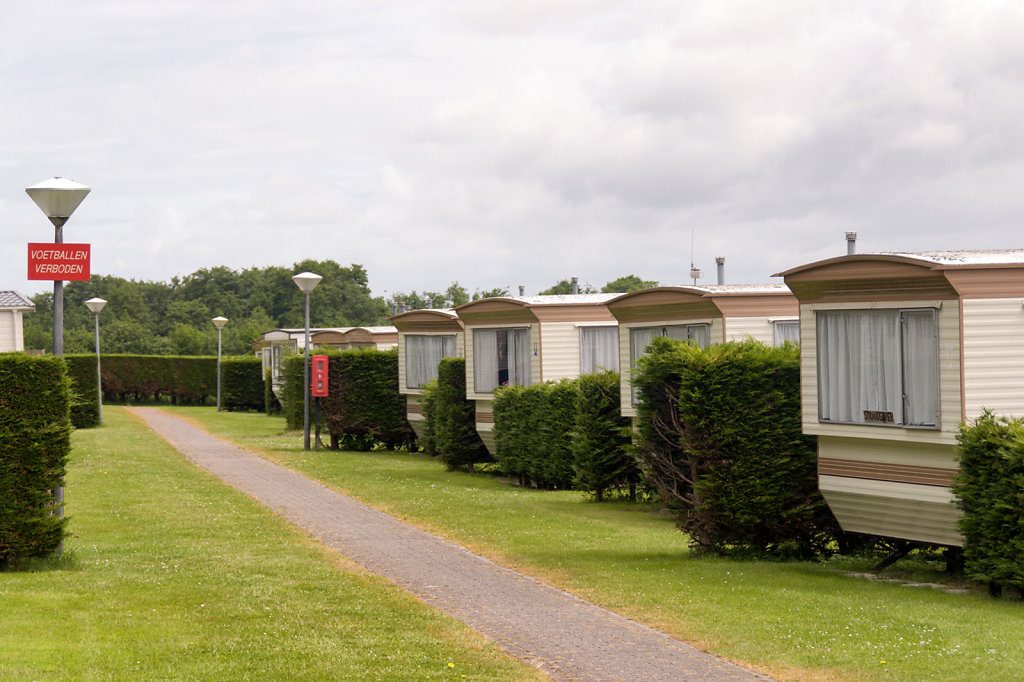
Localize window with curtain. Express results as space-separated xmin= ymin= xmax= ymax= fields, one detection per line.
xmin=405 ymin=334 xmax=457 ymax=388
xmin=629 ymin=323 xmax=710 ymax=404
xmin=473 ymin=327 xmax=531 ymax=393
xmin=579 ymin=326 xmax=618 ymax=375
xmin=817 ymin=308 xmax=938 ymax=427
xmin=773 ymin=320 xmax=800 ymax=346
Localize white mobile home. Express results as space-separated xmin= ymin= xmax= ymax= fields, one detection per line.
xmin=606 ymin=285 xmax=799 ymax=417
xmin=778 ymin=250 xmax=1024 ymax=547
xmin=0 ymin=291 xmax=35 ymax=352
xmin=391 ymin=309 xmax=465 ymax=438
xmin=455 ymin=294 xmax=619 ymax=454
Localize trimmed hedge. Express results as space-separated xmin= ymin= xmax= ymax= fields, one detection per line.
xmin=281 ymin=354 xmax=306 ymax=430
xmin=221 ymin=356 xmax=264 ymax=411
xmin=322 ymin=349 xmax=414 ymax=451
xmin=572 ymin=371 xmax=637 ymax=501
xmin=264 ymin=369 xmax=281 ymax=415
xmin=955 ymin=411 xmax=1024 ymax=594
xmin=422 ymin=358 xmax=490 ymax=471
xmin=0 ymin=353 xmax=71 ymax=566
xmin=65 ymin=354 xmax=100 ymax=428
xmin=633 ymin=337 xmax=838 ymax=557
xmin=493 ymin=380 xmax=577 ymax=489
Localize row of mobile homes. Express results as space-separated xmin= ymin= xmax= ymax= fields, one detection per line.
xmin=255 ymin=326 xmax=397 ymax=393
xmin=311 ymin=326 xmax=398 ymax=350
xmin=392 ymin=309 xmax=465 ymax=438
xmin=606 ymin=285 xmax=799 ymax=417
xmin=454 ymin=294 xmax=620 ymax=454
xmin=0 ymin=290 xmax=35 ymax=352
xmin=779 ymin=250 xmax=1024 ymax=547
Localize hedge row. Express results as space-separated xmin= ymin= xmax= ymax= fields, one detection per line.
xmin=220 ymin=357 xmax=264 ymax=412
xmin=955 ymin=412 xmax=1024 ymax=594
xmin=0 ymin=353 xmax=71 ymax=566
xmin=64 ymin=354 xmax=263 ymax=426
xmin=633 ymin=337 xmax=839 ymax=558
xmin=282 ymin=349 xmax=414 ymax=450
xmin=490 ymin=371 xmax=637 ymax=498
xmin=420 ymin=358 xmax=490 ymax=471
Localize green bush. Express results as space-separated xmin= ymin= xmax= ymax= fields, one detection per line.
xmin=426 ymin=358 xmax=490 ymax=471
xmin=0 ymin=353 xmax=71 ymax=566
xmin=281 ymin=355 xmax=306 ymax=430
xmin=65 ymin=354 xmax=100 ymax=428
xmin=572 ymin=371 xmax=637 ymax=501
xmin=221 ymin=356 xmax=264 ymax=411
xmin=633 ymin=337 xmax=838 ymax=557
xmin=955 ymin=411 xmax=1024 ymax=594
xmin=419 ymin=381 xmax=438 ymax=456
xmin=321 ymin=349 xmax=415 ymax=451
xmin=493 ymin=380 xmax=576 ymax=489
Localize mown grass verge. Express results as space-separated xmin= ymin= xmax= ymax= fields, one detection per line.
xmin=0 ymin=407 xmax=543 ymax=681
xmin=172 ymin=407 xmax=1024 ymax=682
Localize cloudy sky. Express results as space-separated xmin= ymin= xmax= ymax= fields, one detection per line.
xmin=4 ymin=1 xmax=1024 ymax=301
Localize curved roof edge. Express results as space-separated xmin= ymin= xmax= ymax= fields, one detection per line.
xmin=608 ymin=284 xmax=790 ymax=305
xmin=776 ymin=250 xmax=1024 ymax=278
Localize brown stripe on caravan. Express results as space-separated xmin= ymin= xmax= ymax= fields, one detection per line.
xmin=475 ymin=412 xmax=494 ymax=424
xmin=780 ymin=258 xmax=959 ymax=303
xmin=942 ymin=268 xmax=1024 ymax=298
xmin=406 ymin=403 xmax=423 ymax=415
xmin=818 ymin=457 xmax=957 ymax=487
xmin=711 ymin=294 xmax=798 ymax=318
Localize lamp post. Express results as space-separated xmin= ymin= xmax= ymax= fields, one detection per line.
xmin=25 ymin=178 xmax=91 ymax=356
xmin=291 ymin=271 xmax=322 ymax=451
xmin=84 ymin=298 xmax=107 ymax=423
xmin=212 ymin=316 xmax=228 ymax=411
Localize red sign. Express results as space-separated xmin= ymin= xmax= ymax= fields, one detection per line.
xmin=311 ymin=355 xmax=329 ymax=397
xmin=28 ymin=243 xmax=91 ymax=281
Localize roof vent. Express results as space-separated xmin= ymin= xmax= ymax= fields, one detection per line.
xmin=715 ymin=257 xmax=725 ymax=285
xmin=846 ymin=231 xmax=857 ymax=255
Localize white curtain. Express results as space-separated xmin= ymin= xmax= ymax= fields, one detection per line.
xmin=406 ymin=335 xmax=456 ymax=388
xmin=580 ymin=326 xmax=619 ymax=374
xmin=631 ymin=326 xmax=663 ymax=365
xmin=902 ymin=310 xmax=938 ymax=426
xmin=508 ymin=328 xmax=530 ymax=386
xmin=773 ymin=321 xmax=800 ymax=346
xmin=818 ymin=310 xmax=902 ymax=424
xmin=473 ymin=329 xmax=499 ymax=392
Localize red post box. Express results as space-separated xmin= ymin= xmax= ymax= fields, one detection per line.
xmin=311 ymin=355 xmax=329 ymax=397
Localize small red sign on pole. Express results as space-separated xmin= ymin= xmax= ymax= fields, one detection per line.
xmin=311 ymin=355 xmax=329 ymax=397
xmin=28 ymin=243 xmax=91 ymax=281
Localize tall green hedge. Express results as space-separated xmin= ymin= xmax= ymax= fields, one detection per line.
xmin=955 ymin=411 xmax=1024 ymax=593
xmin=572 ymin=371 xmax=637 ymax=501
xmin=493 ymin=380 xmax=577 ymax=489
xmin=65 ymin=354 xmax=100 ymax=428
xmin=264 ymin=369 xmax=281 ymax=415
xmin=221 ymin=356 xmax=264 ymax=411
xmin=633 ymin=337 xmax=838 ymax=557
xmin=281 ymin=355 xmax=306 ymax=430
xmin=322 ymin=349 xmax=414 ymax=451
xmin=422 ymin=358 xmax=490 ymax=471
xmin=0 ymin=353 xmax=71 ymax=566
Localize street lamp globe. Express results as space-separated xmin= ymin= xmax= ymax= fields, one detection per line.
xmin=26 ymin=177 xmax=92 ymax=228
xmin=85 ymin=297 xmax=107 ymax=314
xmin=291 ymin=271 xmax=322 ymax=294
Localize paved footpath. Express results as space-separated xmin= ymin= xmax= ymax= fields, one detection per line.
xmin=129 ymin=407 xmax=772 ymax=682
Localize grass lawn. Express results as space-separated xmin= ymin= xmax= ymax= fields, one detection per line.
xmin=170 ymin=406 xmax=1024 ymax=682
xmin=0 ymin=407 xmax=544 ymax=681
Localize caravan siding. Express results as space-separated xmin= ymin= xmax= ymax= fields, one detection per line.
xmin=722 ymin=316 xmax=774 ymax=344
xmin=818 ymin=434 xmax=961 ymax=545
xmin=961 ymin=298 xmax=1024 ymax=419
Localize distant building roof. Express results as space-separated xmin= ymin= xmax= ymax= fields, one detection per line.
xmin=0 ymin=290 xmax=35 ymax=310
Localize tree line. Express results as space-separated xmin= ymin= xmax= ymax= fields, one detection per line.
xmin=22 ymin=263 xmax=658 ymax=356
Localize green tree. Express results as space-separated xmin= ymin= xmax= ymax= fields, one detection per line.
xmin=601 ymin=275 xmax=658 ymax=293
xmin=540 ymin=280 xmax=596 ymax=295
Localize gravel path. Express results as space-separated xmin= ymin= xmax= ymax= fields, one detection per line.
xmin=128 ymin=407 xmax=772 ymax=682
